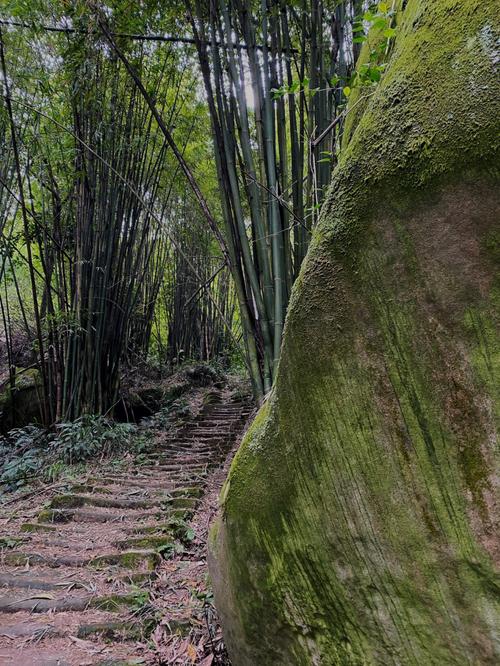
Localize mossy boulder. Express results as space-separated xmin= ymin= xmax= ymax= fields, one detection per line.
xmin=209 ymin=1 xmax=500 ymax=664
xmin=0 ymin=367 xmax=42 ymax=431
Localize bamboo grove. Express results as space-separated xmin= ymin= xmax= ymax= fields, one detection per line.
xmin=0 ymin=0 xmax=366 ymax=419
xmin=0 ymin=10 xmax=237 ymax=423
xmin=185 ymin=0 xmax=359 ymax=398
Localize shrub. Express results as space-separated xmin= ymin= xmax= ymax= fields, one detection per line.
xmin=0 ymin=416 xmax=146 ymax=490
xmin=53 ymin=415 xmax=139 ymax=464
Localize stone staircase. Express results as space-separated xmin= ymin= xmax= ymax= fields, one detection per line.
xmin=0 ymin=391 xmax=251 ymax=665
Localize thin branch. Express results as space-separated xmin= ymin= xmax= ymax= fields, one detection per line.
xmin=183 ymin=261 xmax=227 ymax=309
xmin=0 ymin=18 xmax=277 ymax=50
xmin=311 ymin=91 xmax=377 ymax=148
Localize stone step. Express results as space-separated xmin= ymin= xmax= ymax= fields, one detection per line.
xmin=122 ymin=522 xmax=178 ymax=536
xmin=121 ymin=468 xmax=207 ymax=483
xmin=114 ymin=535 xmax=173 ymax=551
xmin=191 ymin=423 xmax=236 ymax=430
xmin=0 ymin=388 xmax=251 ymax=664
xmin=68 ymin=483 xmax=114 ymax=495
xmin=99 ymin=474 xmax=203 ymax=490
xmin=49 ymin=493 xmax=167 ymax=511
xmin=77 ymin=618 xmax=147 ymax=641
xmin=0 ymin=573 xmax=86 ymax=591
xmin=70 ymin=484 xmax=176 ymax=501
xmin=0 ymin=624 xmax=141 ymax=663
xmin=194 ymin=420 xmax=240 ymax=427
xmin=182 ymin=429 xmax=228 ymax=436
xmin=161 ymin=496 xmax=199 ymax=510
xmin=204 ymin=405 xmax=247 ymax=412
xmin=0 ymin=620 xmax=60 ymax=639
xmin=36 ymin=506 xmax=188 ymax=524
xmin=156 ymin=442 xmax=215 ymax=451
xmin=3 ymin=549 xmax=159 ymax=570
xmin=143 ymin=455 xmax=213 ymax=465
xmin=90 ymin=549 xmax=161 ymax=571
xmin=20 ymin=523 xmax=57 ymax=533
xmin=98 ymin=475 xmax=185 ymax=489
xmin=0 ymin=590 xmax=142 ymax=613
xmin=141 ymin=447 xmax=213 ymax=457
xmin=2 ymin=552 xmax=89 ymax=568
xmin=142 ymin=464 xmax=208 ymax=474
xmin=156 ymin=441 xmax=213 ymax=449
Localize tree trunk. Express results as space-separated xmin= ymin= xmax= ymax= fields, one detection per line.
xmin=209 ymin=0 xmax=500 ymax=663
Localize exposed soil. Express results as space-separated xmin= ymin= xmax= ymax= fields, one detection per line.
xmin=0 ymin=386 xmax=252 ymax=666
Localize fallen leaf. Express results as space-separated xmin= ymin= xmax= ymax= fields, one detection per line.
xmin=187 ymin=642 xmax=197 ymax=662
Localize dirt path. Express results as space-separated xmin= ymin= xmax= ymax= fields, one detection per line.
xmin=0 ymin=389 xmax=251 ymax=666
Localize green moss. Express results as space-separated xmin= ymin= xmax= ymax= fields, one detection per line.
xmin=343 ymin=0 xmax=405 ymax=145
xmin=3 ymin=552 xmax=48 ymax=566
xmin=208 ymin=517 xmax=220 ymax=553
xmin=70 ymin=483 xmax=111 ymax=494
xmin=0 ymin=367 xmax=42 ymax=429
xmin=50 ymin=493 xmax=155 ymax=510
xmin=90 ymin=550 xmax=160 ymax=571
xmin=37 ymin=508 xmax=72 ymax=523
xmin=125 ymin=522 xmax=172 ymax=535
xmin=320 ymin=0 xmax=500 ymax=262
xmin=170 ymin=486 xmax=203 ymax=499
xmin=115 ymin=535 xmax=173 ymax=551
xmin=162 ymin=496 xmax=198 ymax=510
xmin=90 ymin=592 xmax=148 ymax=612
xmin=50 ymin=494 xmax=85 ymax=509
xmin=77 ymin=621 xmax=147 ymax=641
xmin=20 ymin=522 xmax=57 ymax=533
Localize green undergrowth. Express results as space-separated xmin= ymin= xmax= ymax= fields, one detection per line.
xmin=0 ymin=376 xmax=193 ymax=493
xmin=0 ymin=365 xmax=242 ymax=495
xmin=0 ymin=416 xmax=148 ymax=492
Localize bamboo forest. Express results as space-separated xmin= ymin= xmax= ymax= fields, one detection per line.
xmin=0 ymin=1 xmax=498 ymax=664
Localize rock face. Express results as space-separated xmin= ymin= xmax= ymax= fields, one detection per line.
xmin=209 ymin=1 xmax=499 ymax=664
xmin=0 ymin=368 xmax=42 ymax=431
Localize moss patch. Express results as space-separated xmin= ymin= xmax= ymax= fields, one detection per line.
xmin=90 ymin=550 xmax=160 ymax=571
xmin=20 ymin=522 xmax=57 ymax=533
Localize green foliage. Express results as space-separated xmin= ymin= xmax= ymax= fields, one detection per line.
xmin=166 ymin=515 xmax=196 ymax=544
xmin=143 ymin=396 xmax=192 ymax=429
xmin=0 ymin=1 xmax=235 ymax=421
xmin=271 ymin=3 xmax=397 ymax=103
xmin=343 ymin=2 xmax=397 ymax=98
xmin=157 ymin=541 xmax=185 ymax=559
xmin=126 ymin=587 xmax=150 ymax=611
xmin=0 ymin=536 xmax=22 ymax=548
xmin=53 ymin=415 xmax=139 ymax=464
xmin=270 ymin=77 xmax=313 ymax=100
xmin=0 ymin=416 xmax=145 ymax=490
xmin=0 ymin=425 xmax=48 ymax=488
